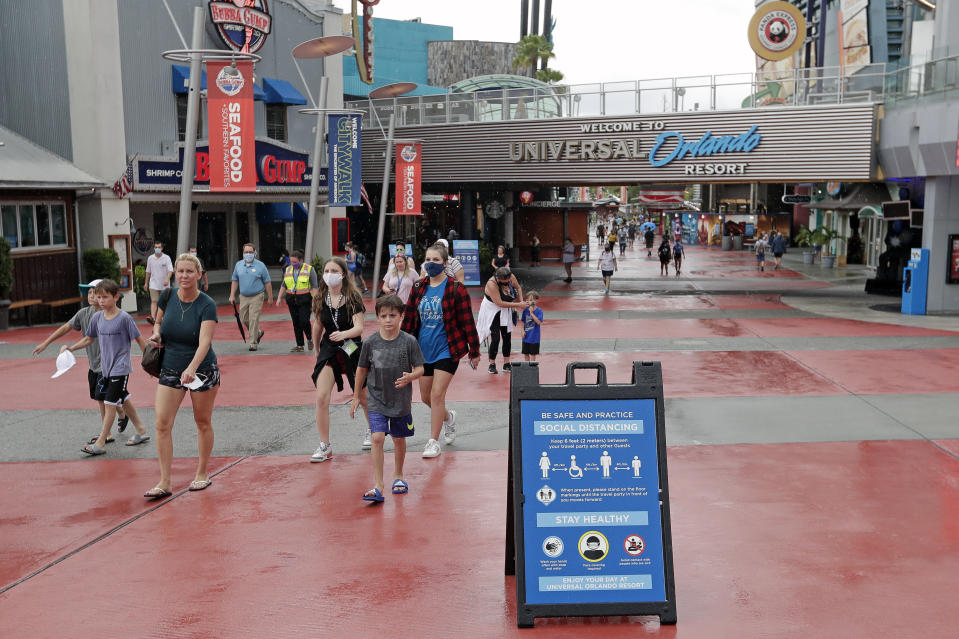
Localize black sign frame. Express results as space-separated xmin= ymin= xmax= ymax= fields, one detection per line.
xmin=505 ymin=361 xmax=677 ymax=628
xmin=948 ymin=234 xmax=959 ymax=285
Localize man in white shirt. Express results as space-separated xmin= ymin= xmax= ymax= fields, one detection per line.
xmin=145 ymin=241 xmax=174 ymax=324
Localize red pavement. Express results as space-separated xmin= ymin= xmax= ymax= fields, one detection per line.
xmin=2 ymin=443 xmax=959 ymax=637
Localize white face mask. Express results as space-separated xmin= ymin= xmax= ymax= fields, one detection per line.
xmin=243 ymin=253 xmax=254 ymax=263
xmin=323 ymin=272 xmax=343 ymax=287
xmin=154 ymin=248 xmax=162 ymax=255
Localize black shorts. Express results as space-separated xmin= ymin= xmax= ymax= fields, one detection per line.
xmin=100 ymin=375 xmax=131 ymax=407
xmin=522 ymin=342 xmax=540 ymax=355
xmin=423 ymin=358 xmax=459 ymax=376
xmin=88 ymin=369 xmax=106 ymax=401
xmin=158 ymin=364 xmax=221 ymax=392
xmin=601 ymin=270 xmax=614 ymax=278
xmin=773 ymin=252 xmax=783 ymax=258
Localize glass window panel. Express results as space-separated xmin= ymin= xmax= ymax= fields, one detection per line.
xmin=19 ymin=205 xmax=36 ymax=247
xmin=36 ymin=204 xmax=51 ymax=245
xmin=51 ymin=204 xmax=67 ymax=244
xmin=1 ymin=205 xmax=18 ymax=247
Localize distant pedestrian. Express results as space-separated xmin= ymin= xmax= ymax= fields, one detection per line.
xmin=310 ymin=257 xmax=368 ymax=463
xmin=275 ymin=249 xmax=318 ymax=352
xmin=478 ymin=267 xmax=529 ymax=374
xmin=598 ymin=242 xmax=617 ymax=294
xmin=189 ymin=247 xmax=209 ymax=292
xmin=61 ymin=279 xmax=152 ymax=456
xmin=596 ymin=224 xmax=605 ymax=241
xmin=644 ymin=228 xmax=655 ymax=256
xmin=352 ymin=294 xmax=425 ymax=503
xmin=491 ymin=245 xmax=509 ymax=269
xmin=658 ymin=237 xmax=672 ymax=276
xmin=401 ymin=242 xmax=481 ymax=459
xmin=145 ymin=241 xmax=173 ymax=325
xmin=345 ymin=243 xmax=368 ymax=292
xmin=627 ymin=224 xmax=636 ymax=248
xmin=530 ymin=234 xmax=541 ymax=267
xmin=770 ymin=231 xmax=787 ymax=270
xmin=755 ymin=233 xmax=768 ymax=272
xmin=562 ymin=237 xmax=576 ymax=283
xmin=521 ymin=291 xmax=543 ymax=363
xmin=617 ymin=226 xmax=628 ymax=256
xmin=382 ymin=252 xmax=417 ymax=303
xmin=33 ymin=279 xmax=129 ymax=443
xmin=673 ymin=239 xmax=685 ymax=275
xmin=387 ymin=240 xmax=417 ymax=277
xmin=229 ymin=243 xmax=272 ymax=351
xmin=278 ymin=249 xmax=291 ymax=270
xmin=144 ymin=254 xmax=219 ymax=499
xmin=607 ymin=226 xmax=618 ymax=247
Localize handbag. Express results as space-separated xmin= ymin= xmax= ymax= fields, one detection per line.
xmin=141 ymin=341 xmax=164 ymax=378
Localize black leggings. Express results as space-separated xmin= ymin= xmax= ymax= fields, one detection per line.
xmin=488 ymin=312 xmax=512 ymax=360
xmin=286 ymin=295 xmax=312 ymax=346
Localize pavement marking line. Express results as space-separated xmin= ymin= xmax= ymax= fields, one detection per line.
xmin=0 ymin=455 xmax=250 ymax=596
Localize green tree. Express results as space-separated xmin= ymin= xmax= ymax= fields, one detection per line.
xmin=535 ymin=68 xmax=564 ymax=84
xmin=513 ymin=35 xmax=555 ymax=78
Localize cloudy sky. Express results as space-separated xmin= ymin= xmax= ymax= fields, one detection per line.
xmin=336 ymin=0 xmax=758 ymax=85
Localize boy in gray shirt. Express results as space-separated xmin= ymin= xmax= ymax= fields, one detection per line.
xmin=351 ymin=295 xmax=425 ymax=503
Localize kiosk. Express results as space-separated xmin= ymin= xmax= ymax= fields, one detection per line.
xmin=506 ymin=362 xmax=677 ymax=627
xmin=902 ymin=248 xmax=930 ymax=315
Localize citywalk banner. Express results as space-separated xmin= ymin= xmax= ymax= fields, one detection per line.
xmin=395 ymin=143 xmax=422 ymax=215
xmin=452 ymin=240 xmax=480 ymax=285
xmin=207 ymin=60 xmax=256 ymax=192
xmin=506 ymin=362 xmax=676 ymax=627
xmin=328 ymin=114 xmax=362 ymax=206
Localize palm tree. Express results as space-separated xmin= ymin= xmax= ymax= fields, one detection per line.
xmin=536 ymin=68 xmax=564 ymax=84
xmin=513 ymin=34 xmax=554 ymax=78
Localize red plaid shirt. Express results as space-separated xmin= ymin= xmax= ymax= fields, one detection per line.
xmin=402 ymin=276 xmax=480 ymax=361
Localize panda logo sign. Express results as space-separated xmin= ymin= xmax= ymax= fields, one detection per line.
xmin=748 ymin=1 xmax=806 ymax=61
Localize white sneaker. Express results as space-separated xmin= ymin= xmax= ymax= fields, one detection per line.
xmin=422 ymin=438 xmax=441 ymax=458
xmin=362 ymin=429 xmax=372 ymax=450
xmin=443 ymin=409 xmax=457 ymax=445
xmin=310 ymin=442 xmax=332 ymax=462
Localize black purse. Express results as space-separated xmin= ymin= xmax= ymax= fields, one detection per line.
xmin=141 ymin=342 xmax=163 ymax=378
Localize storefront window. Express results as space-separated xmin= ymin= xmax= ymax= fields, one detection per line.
xmin=0 ymin=202 xmax=68 ymax=249
xmin=197 ymin=212 xmax=227 ymax=270
xmin=266 ymin=104 xmax=287 ymax=142
xmin=176 ymin=94 xmax=204 ymax=142
xmin=153 ymin=212 xmax=178 ymax=250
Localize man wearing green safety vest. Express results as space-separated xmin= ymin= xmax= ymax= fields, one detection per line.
xmin=275 ymin=249 xmax=319 ymax=353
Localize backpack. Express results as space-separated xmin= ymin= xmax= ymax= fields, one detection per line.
xmin=356 ymin=252 xmax=366 ymax=267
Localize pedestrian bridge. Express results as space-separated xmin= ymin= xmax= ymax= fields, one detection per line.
xmin=346 ymin=53 xmax=958 ymax=128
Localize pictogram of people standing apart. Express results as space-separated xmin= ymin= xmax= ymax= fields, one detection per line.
xmin=539 ymin=451 xmax=551 ymax=478
xmin=600 ymin=450 xmax=613 ymax=477
xmin=568 ymin=454 xmax=583 ymax=478
xmin=632 ymin=455 xmax=642 ymax=477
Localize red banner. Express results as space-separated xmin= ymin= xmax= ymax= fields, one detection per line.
xmin=395 ymin=143 xmax=422 ymax=215
xmin=207 ymin=60 xmax=256 ymax=192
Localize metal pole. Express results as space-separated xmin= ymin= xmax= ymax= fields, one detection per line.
xmin=175 ymin=6 xmax=204 ymax=257
xmin=370 ymin=113 xmax=396 ymax=307
xmin=304 ymin=76 xmax=329 ymax=263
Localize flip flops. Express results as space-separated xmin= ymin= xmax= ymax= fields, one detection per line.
xmin=392 ymin=479 xmax=409 ymax=494
xmin=188 ymin=479 xmax=212 ymax=492
xmin=363 ymin=488 xmax=384 ymax=503
xmin=144 ymin=487 xmax=172 ymax=500
xmin=125 ymin=433 xmax=151 ymax=446
xmin=81 ymin=444 xmax=106 ymax=456
xmin=117 ymin=416 xmax=129 ymax=433
xmin=88 ymin=436 xmax=115 ymax=444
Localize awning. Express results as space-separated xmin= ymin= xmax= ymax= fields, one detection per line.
xmin=811 ymin=183 xmax=892 ymax=210
xmin=262 ymin=78 xmax=307 ymax=105
xmin=255 ymin=202 xmax=308 ymax=224
xmin=0 ymin=124 xmax=105 ymax=189
xmin=858 ymin=205 xmax=882 ymax=217
xmin=172 ymin=65 xmax=266 ymax=100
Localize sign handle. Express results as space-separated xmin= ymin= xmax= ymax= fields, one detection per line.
xmin=564 ymin=362 xmax=607 ymax=386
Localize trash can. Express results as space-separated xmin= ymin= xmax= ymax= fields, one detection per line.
xmin=732 ymin=235 xmax=743 ymax=250
xmin=721 ymin=236 xmax=732 ymax=251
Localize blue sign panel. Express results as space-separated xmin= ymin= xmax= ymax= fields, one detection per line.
xmin=453 ymin=240 xmax=481 ymax=286
xmin=519 ymin=398 xmax=666 ymax=605
xmin=328 ymin=114 xmax=362 ymax=206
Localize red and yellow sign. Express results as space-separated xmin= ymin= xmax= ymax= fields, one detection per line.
xmin=395 ymin=143 xmax=422 ymax=215
xmin=207 ymin=60 xmax=256 ymax=192
xmin=748 ymin=1 xmax=806 ymax=62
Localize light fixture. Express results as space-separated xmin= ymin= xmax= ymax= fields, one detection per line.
xmin=292 ymin=36 xmax=354 ymax=59
xmin=369 ymin=82 xmax=417 ymax=99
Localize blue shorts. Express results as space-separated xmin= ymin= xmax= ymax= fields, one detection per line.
xmin=369 ymin=412 xmax=414 ymax=439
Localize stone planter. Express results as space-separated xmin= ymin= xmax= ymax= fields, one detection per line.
xmin=802 ymin=251 xmax=816 ymax=265
xmin=821 ymin=254 xmax=836 ymax=268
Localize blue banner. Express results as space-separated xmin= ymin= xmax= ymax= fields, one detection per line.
xmin=520 ymin=398 xmax=666 ymax=605
xmin=453 ymin=240 xmax=480 ymax=285
xmin=328 ymin=113 xmax=362 ymax=206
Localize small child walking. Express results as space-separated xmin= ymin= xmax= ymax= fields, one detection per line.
xmin=672 ymin=240 xmax=684 ymax=275
xmin=351 ymin=295 xmax=425 ymax=503
xmin=521 ymin=291 xmax=544 ymax=363
xmin=62 ymin=279 xmax=152 ymax=455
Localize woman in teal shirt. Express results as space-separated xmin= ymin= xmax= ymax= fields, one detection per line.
xmin=144 ymin=253 xmax=219 ymax=499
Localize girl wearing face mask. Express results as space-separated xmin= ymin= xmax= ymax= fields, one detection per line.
xmin=308 ymin=257 xmax=367 ymax=463
xmin=382 ymin=253 xmax=416 ymax=303
xmin=401 ymin=243 xmax=480 ymax=459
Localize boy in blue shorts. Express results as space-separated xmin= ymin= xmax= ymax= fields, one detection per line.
xmin=521 ymin=291 xmax=543 ymax=363
xmin=351 ymin=295 xmax=424 ymax=503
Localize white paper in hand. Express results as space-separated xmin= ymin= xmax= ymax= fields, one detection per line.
xmin=52 ymin=350 xmax=77 ymax=379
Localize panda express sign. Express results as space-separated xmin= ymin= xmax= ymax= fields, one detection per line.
xmin=359 ymin=103 xmax=878 ymax=184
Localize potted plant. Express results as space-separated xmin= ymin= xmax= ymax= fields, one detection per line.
xmin=0 ymin=238 xmax=13 ymax=331
xmin=794 ymin=225 xmax=818 ymax=265
xmin=133 ymin=264 xmax=147 ymax=313
xmin=817 ymin=227 xmax=839 ymax=267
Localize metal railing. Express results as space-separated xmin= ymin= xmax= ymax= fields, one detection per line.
xmin=346 ymin=53 xmax=959 ymax=129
